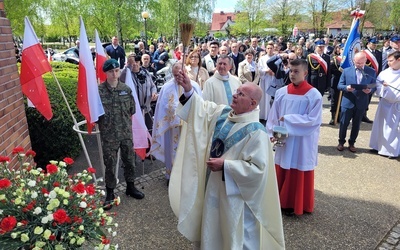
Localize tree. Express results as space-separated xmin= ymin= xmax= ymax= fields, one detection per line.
xmin=233 ymin=0 xmax=268 ymax=38
xmin=389 ymin=0 xmax=400 ymax=32
xmin=47 ymin=0 xmax=79 ymax=47
xmin=307 ymin=0 xmax=341 ymax=37
xmin=267 ymin=0 xmax=302 ymax=36
xmin=4 ymin=0 xmax=48 ymax=39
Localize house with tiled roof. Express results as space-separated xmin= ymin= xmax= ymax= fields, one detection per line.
xmin=210 ymin=11 xmax=237 ymax=36
xmin=326 ymin=20 xmax=375 ymax=36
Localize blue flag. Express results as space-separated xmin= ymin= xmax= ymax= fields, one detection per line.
xmin=340 ymin=18 xmax=361 ymax=69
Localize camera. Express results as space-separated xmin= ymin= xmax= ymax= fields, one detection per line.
xmin=136 ymin=70 xmax=147 ymax=84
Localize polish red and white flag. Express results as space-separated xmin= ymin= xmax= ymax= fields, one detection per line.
xmin=76 ymin=17 xmax=104 ymax=133
xmin=124 ymin=68 xmax=152 ymax=160
xmin=20 ymin=17 xmax=53 ymax=120
xmin=95 ymin=29 xmax=107 ymax=83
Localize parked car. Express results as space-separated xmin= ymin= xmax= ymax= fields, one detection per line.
xmin=52 ymin=47 xmax=79 ymax=64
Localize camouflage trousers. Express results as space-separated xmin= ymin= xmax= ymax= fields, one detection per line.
xmin=102 ymin=139 xmax=136 ymax=189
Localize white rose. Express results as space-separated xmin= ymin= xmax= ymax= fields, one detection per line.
xmin=34 ymin=207 xmax=42 ymax=215
xmin=31 ymin=191 xmax=38 ymax=199
xmin=27 ymin=180 xmax=36 ymax=187
xmin=49 ymin=190 xmax=57 ymax=199
xmin=41 ymin=216 xmax=49 ymax=224
xmin=79 ymin=201 xmax=87 ymax=208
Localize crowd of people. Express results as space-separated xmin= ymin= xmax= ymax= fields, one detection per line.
xmin=97 ymin=33 xmax=400 ymax=249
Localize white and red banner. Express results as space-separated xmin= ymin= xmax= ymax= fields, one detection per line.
xmin=363 ymin=49 xmax=379 ymax=74
xmin=310 ymin=53 xmax=328 ymax=74
xmin=20 ymin=17 xmax=53 ymax=120
xmin=95 ymin=30 xmax=107 ymax=83
xmin=76 ymin=17 xmax=104 ymax=134
xmin=124 ymin=69 xmax=152 ymax=160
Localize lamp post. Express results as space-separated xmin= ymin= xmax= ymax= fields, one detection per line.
xmin=141 ymin=11 xmax=149 ymax=49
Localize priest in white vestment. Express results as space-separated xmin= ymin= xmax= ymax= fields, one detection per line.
xmin=169 ymin=70 xmax=285 ymax=249
xmin=369 ymin=51 xmax=400 ymax=159
xmin=202 ymin=54 xmax=242 ymax=105
xmin=266 ymin=59 xmax=322 ymax=216
xmin=150 ymin=62 xmax=202 ymax=180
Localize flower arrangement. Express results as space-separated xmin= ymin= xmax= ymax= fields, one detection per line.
xmin=0 ymin=147 xmax=119 ymax=250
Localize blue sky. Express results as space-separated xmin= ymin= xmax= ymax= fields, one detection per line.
xmin=214 ymin=0 xmax=238 ymax=12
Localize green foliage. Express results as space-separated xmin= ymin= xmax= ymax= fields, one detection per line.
xmin=390 ymin=0 xmax=400 ymax=32
xmin=24 ymin=62 xmax=84 ymax=167
xmin=213 ymin=32 xmax=225 ymax=39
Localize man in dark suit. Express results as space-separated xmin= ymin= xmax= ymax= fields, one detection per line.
xmin=307 ymin=39 xmax=331 ymax=97
xmin=337 ymin=52 xmax=376 ymax=153
xmin=362 ymin=37 xmax=383 ymax=123
xmin=250 ymin=37 xmax=265 ymax=62
xmin=105 ymin=36 xmax=126 ymax=69
xmin=228 ymin=42 xmax=245 ymax=76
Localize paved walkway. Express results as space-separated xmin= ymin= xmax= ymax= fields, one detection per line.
xmin=71 ymin=96 xmax=400 ymax=249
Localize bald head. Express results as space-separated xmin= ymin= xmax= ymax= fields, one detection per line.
xmin=231 ymin=82 xmax=262 ymax=114
xmin=243 ymin=82 xmax=262 ymax=105
xmin=353 ymin=51 xmax=367 ymax=69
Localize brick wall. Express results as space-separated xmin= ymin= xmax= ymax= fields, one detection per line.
xmin=0 ymin=0 xmax=32 ymax=166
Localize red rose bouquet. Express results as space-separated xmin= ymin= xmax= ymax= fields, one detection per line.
xmin=0 ymin=147 xmax=119 ymax=249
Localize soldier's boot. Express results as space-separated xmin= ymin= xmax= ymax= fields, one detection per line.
xmin=126 ymin=182 xmax=145 ymax=199
xmin=103 ymin=187 xmax=115 ymax=211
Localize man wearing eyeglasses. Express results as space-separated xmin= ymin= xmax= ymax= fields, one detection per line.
xmin=202 ymin=40 xmax=220 ymax=76
xmin=169 ymin=69 xmax=285 ymax=249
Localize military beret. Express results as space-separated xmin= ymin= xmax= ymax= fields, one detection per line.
xmin=315 ymin=40 xmax=325 ymax=46
xmin=102 ymin=59 xmax=120 ymax=72
xmin=368 ymin=37 xmax=378 ymax=44
xmin=390 ymin=35 xmax=400 ymax=42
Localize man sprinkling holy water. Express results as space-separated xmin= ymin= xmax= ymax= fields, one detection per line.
xmin=168 ymin=68 xmax=285 ymax=249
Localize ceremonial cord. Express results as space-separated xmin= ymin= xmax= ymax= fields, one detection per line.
xmin=308 ymin=54 xmax=320 ymax=70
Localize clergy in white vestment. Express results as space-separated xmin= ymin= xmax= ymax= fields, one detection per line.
xmin=169 ymin=69 xmax=285 ymax=249
xmin=266 ymin=59 xmax=322 ymax=216
xmin=258 ymin=43 xmax=276 ymax=120
xmin=369 ymin=51 xmax=400 ymax=159
xmin=202 ymin=54 xmax=242 ymax=105
xmin=150 ymin=62 xmax=202 ymax=180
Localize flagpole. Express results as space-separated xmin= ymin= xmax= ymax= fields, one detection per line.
xmin=334 ymin=91 xmax=343 ymax=125
xmin=50 ymin=71 xmax=103 ymax=184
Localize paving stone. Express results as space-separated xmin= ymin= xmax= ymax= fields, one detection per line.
xmin=379 ymin=243 xmax=394 ymax=250
xmin=387 ymin=237 xmax=400 ymax=245
xmin=391 ymin=232 xmax=400 ymax=239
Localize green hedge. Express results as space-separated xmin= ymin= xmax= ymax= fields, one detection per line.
xmin=24 ymin=62 xmax=85 ymax=167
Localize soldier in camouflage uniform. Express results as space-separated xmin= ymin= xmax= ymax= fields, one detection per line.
xmin=98 ymin=59 xmax=145 ymax=210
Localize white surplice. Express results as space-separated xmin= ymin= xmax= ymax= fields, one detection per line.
xmin=369 ymin=68 xmax=400 ymax=157
xmin=258 ymin=54 xmax=274 ymax=120
xmin=202 ymin=71 xmax=241 ymax=105
xmin=150 ymin=79 xmax=201 ymax=177
xmin=266 ymin=86 xmax=322 ymax=171
xmin=169 ymin=93 xmax=285 ymax=250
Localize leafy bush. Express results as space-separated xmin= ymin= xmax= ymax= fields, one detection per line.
xmin=24 ymin=62 xmax=85 ymax=167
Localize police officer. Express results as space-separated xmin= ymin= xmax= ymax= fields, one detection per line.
xmin=98 ymin=59 xmax=145 ymax=211
xmin=307 ymin=39 xmax=331 ymax=97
